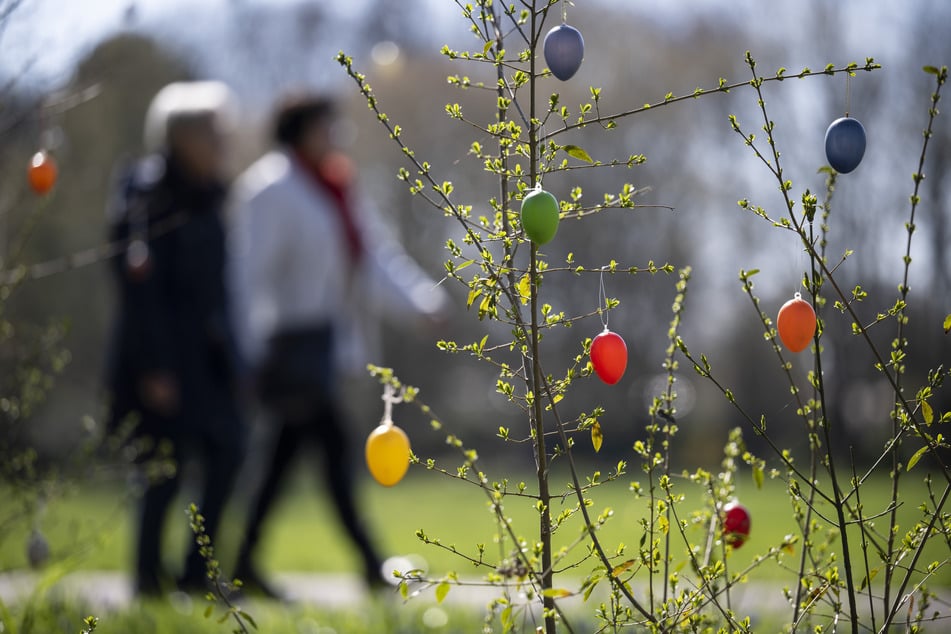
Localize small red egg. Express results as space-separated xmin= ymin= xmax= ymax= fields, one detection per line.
xmin=722 ymin=500 xmax=751 ymax=548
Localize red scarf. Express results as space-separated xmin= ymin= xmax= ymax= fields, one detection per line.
xmin=295 ymin=151 xmax=364 ymax=265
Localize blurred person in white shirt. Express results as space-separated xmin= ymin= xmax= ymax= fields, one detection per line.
xmin=228 ymin=94 xmax=448 ymax=595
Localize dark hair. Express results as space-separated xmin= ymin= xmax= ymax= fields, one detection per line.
xmin=272 ymin=95 xmax=336 ymax=148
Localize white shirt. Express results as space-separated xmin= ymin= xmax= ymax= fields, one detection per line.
xmin=228 ymin=150 xmax=448 ymax=372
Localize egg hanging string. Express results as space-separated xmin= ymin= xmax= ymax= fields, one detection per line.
xmin=598 ymin=265 xmax=610 ymax=330
xmin=380 ymin=383 xmax=404 ymax=428
xmin=562 ymin=0 xmax=568 ymax=23
xmin=845 ymin=73 xmax=852 ymax=118
xmin=537 ymin=116 xmax=550 ymax=190
xmin=797 ymin=228 xmax=806 ymax=296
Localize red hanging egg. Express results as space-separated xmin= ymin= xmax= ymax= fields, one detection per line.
xmin=590 ymin=327 xmax=627 ymax=385
xmin=722 ymin=500 xmax=752 ymax=548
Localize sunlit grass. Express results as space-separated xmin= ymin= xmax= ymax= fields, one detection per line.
xmin=1 ymin=462 xmax=947 ymax=591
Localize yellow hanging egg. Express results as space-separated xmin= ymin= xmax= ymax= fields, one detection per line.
xmin=365 ymin=423 xmax=411 ymax=486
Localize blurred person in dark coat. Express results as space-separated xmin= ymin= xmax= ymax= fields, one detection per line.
xmin=106 ymin=81 xmax=246 ymax=597
xmin=228 ymin=95 xmax=448 ymax=596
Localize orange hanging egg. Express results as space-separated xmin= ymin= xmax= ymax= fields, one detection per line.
xmin=27 ymin=151 xmax=58 ymax=195
xmin=776 ymin=292 xmax=816 ymax=353
xmin=365 ymin=422 xmax=411 ymax=487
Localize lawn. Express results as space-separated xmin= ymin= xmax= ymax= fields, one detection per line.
xmin=2 ymin=460 xmax=947 ymax=591
xmin=1 ymin=461 xmax=948 ymax=633
xmin=2 ymin=594 xmax=490 ymax=634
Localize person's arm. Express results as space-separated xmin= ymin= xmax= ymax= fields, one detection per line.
xmin=358 ymin=198 xmax=450 ymax=324
xmin=228 ymin=186 xmax=289 ymax=367
xmin=109 ymin=199 xmax=181 ymax=415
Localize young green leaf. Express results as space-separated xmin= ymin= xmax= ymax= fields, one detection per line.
xmin=516 ymin=274 xmax=531 ymax=305
xmin=239 ymin=611 xmax=258 ymax=630
xmin=907 ymin=446 xmax=929 ymax=471
xmin=542 ymin=588 xmax=574 ymax=598
xmin=563 ymin=144 xmax=594 ymax=164
xmin=611 ymin=559 xmax=636 ymax=577
xmin=591 ymin=420 xmax=603 ymax=453
xmin=500 ymin=606 xmax=513 ymax=630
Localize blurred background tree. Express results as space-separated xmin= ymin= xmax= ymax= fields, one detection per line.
xmin=0 ymin=0 xmax=948 ymax=472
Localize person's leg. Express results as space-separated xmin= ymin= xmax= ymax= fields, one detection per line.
xmin=234 ymin=420 xmax=300 ymax=582
xmin=181 ymin=412 xmax=247 ymax=586
xmin=135 ymin=438 xmax=182 ymax=596
xmin=315 ymin=403 xmax=384 ymax=587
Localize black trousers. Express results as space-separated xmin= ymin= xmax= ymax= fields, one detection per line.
xmin=135 ymin=419 xmax=244 ymax=590
xmin=237 ymin=401 xmax=382 ymax=580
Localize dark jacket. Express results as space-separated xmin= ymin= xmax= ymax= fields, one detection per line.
xmin=106 ymin=154 xmax=242 ymax=438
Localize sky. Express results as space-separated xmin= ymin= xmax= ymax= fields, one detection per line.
xmin=1 ymin=0 xmax=926 ymax=88
xmin=0 ymin=0 xmax=368 ymax=85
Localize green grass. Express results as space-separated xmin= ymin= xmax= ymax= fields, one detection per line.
xmin=2 ymin=462 xmax=948 ymax=591
xmin=1 ymin=594 xmax=488 ymax=634
xmin=1 ymin=464 xmax=948 ymax=634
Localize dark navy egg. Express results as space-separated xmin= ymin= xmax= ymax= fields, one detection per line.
xmin=824 ymin=117 xmax=866 ymax=174
xmin=544 ymin=24 xmax=584 ymax=81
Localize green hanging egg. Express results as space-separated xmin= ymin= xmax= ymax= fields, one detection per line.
xmin=520 ymin=188 xmax=560 ymax=244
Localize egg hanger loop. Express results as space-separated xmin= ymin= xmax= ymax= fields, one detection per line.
xmin=535 ymin=118 xmax=550 ymax=191
xmin=797 ymin=232 xmax=805 ymax=296
xmin=598 ymin=265 xmax=610 ymax=331
xmin=36 ymin=97 xmax=49 ymax=151
xmin=845 ymin=73 xmax=852 ymax=118
xmin=381 ymin=383 xmax=404 ymax=427
xmin=30 ymin=491 xmax=47 ymax=532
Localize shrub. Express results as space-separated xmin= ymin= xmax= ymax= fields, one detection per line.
xmin=339 ymin=2 xmax=950 ymax=632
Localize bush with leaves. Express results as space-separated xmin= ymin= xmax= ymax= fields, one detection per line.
xmin=338 ymin=1 xmax=949 ymax=632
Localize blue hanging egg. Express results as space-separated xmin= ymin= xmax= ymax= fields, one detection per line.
xmin=824 ymin=117 xmax=866 ymax=174
xmin=544 ymin=24 xmax=584 ymax=81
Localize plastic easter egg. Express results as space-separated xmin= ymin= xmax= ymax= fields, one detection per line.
xmin=544 ymin=24 xmax=584 ymax=81
xmin=27 ymin=151 xmax=58 ymax=195
xmin=824 ymin=117 xmax=866 ymax=174
xmin=520 ymin=188 xmax=560 ymax=244
xmin=777 ymin=292 xmax=817 ymax=353
xmin=366 ymin=423 xmax=411 ymax=487
xmin=26 ymin=529 xmax=50 ymax=568
xmin=590 ymin=327 xmax=628 ymax=385
xmin=722 ymin=500 xmax=751 ymax=548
